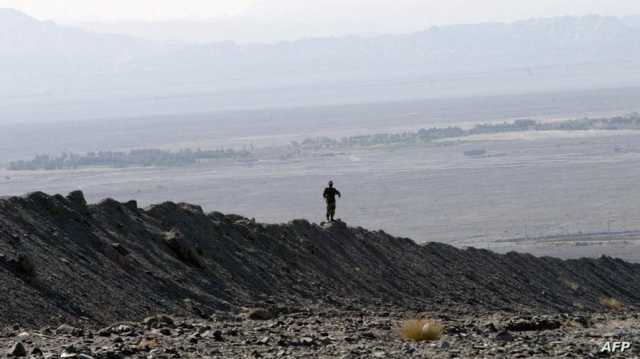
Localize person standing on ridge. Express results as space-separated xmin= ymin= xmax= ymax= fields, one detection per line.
xmin=323 ymin=181 xmax=341 ymax=222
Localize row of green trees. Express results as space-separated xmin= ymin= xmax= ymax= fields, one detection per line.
xmin=9 ymin=114 xmax=640 ymax=170
xmin=8 ymin=148 xmax=253 ymax=171
xmin=293 ymin=114 xmax=640 ymax=150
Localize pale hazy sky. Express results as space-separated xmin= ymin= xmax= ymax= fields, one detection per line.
xmin=4 ymin=0 xmax=640 ymax=22
xmin=5 ymin=0 xmax=640 ymax=43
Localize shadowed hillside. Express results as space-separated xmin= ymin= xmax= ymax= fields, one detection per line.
xmin=0 ymin=191 xmax=639 ymax=328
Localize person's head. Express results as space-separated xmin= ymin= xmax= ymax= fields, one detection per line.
xmin=328 ymin=180 xmax=334 ymax=187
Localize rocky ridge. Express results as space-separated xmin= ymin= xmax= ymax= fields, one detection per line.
xmin=0 ymin=191 xmax=639 ymax=330
xmin=2 ymin=191 xmax=640 ymax=358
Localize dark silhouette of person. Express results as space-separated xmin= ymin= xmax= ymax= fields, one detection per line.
xmin=323 ymin=181 xmax=341 ymax=221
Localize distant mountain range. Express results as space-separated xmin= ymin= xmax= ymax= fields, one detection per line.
xmin=68 ymin=14 xmax=640 ymax=45
xmin=3 ymin=9 xmax=640 ymax=123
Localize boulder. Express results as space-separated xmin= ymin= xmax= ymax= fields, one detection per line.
xmin=111 ymin=243 xmax=129 ymax=256
xmin=506 ymin=317 xmax=562 ymax=332
xmin=56 ymin=324 xmax=82 ymax=336
xmin=143 ymin=315 xmax=175 ymax=329
xmin=248 ymin=308 xmax=274 ymax=321
xmin=66 ymin=191 xmax=87 ymax=208
xmin=495 ymin=330 xmax=514 ymax=342
xmin=124 ymin=200 xmax=138 ymax=211
xmin=7 ymin=342 xmax=26 ymax=357
xmin=161 ymin=230 xmax=203 ymax=268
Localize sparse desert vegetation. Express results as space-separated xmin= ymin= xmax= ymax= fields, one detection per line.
xmin=2 ymin=310 xmax=638 ymax=358
xmin=400 ymin=319 xmax=444 ymax=342
xmin=599 ymin=297 xmax=624 ymax=311
xmin=564 ymin=280 xmax=580 ymax=291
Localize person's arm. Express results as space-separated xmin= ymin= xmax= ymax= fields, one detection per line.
xmin=323 ymin=188 xmax=328 ymax=199
xmin=337 ymin=189 xmax=341 ymax=198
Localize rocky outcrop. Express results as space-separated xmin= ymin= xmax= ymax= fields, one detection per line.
xmin=0 ymin=191 xmax=639 ymax=328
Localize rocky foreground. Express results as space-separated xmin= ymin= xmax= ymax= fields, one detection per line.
xmin=1 ymin=191 xmax=640 ymax=358
xmin=2 ymin=308 xmax=639 ymax=358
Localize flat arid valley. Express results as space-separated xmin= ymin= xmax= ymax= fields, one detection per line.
xmin=4 ymin=91 xmax=640 ymax=261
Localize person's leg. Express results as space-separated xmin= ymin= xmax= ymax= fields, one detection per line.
xmin=326 ymin=203 xmax=331 ymax=221
xmin=329 ymin=203 xmax=336 ymax=221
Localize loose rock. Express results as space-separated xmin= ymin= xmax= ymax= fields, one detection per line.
xmin=7 ymin=342 xmax=27 ymax=357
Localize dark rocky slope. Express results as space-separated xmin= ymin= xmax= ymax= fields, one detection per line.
xmin=0 ymin=191 xmax=638 ymax=328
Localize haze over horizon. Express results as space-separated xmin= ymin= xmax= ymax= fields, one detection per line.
xmin=4 ymin=0 xmax=640 ymax=43
xmin=4 ymin=7 xmax=640 ymax=125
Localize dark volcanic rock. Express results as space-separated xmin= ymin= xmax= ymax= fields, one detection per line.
xmin=7 ymin=342 xmax=26 ymax=357
xmin=506 ymin=317 xmax=563 ymax=332
xmin=495 ymin=330 xmax=514 ymax=342
xmin=143 ymin=315 xmax=175 ymax=329
xmin=247 ymin=308 xmax=273 ymax=321
xmin=66 ymin=191 xmax=87 ymax=208
xmin=1 ymin=310 xmax=637 ymax=359
xmin=0 ymin=191 xmax=640 ymax=328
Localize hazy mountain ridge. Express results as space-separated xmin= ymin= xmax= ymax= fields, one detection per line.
xmin=0 ymin=9 xmax=160 ymax=64
xmin=3 ymin=9 xmax=640 ymax=122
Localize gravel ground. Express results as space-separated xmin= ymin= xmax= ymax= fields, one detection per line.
xmin=3 ymin=307 xmax=639 ymax=359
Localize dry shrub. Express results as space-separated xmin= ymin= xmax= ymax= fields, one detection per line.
xmin=137 ymin=337 xmax=160 ymax=351
xmin=400 ymin=319 xmax=444 ymax=342
xmin=600 ymin=297 xmax=624 ymax=311
xmin=564 ymin=320 xmax=581 ymax=328
xmin=564 ymin=280 xmax=579 ymax=291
